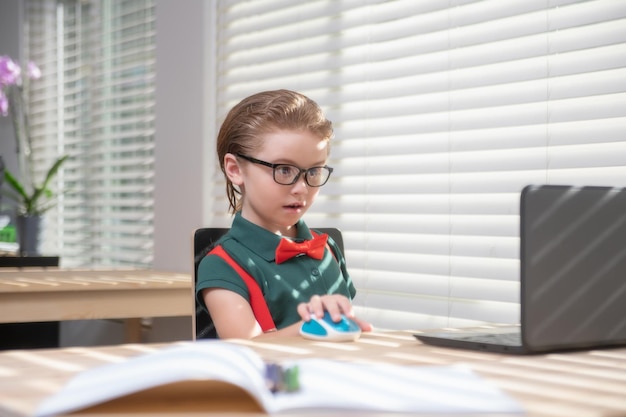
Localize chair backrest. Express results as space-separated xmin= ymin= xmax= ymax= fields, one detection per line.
xmin=192 ymin=227 xmax=344 ymax=340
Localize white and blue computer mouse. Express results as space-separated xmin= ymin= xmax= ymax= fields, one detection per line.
xmin=299 ymin=311 xmax=361 ymax=342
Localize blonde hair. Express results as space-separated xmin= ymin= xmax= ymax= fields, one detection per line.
xmin=216 ymin=89 xmax=333 ymax=213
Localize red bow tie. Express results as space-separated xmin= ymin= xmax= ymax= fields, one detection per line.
xmin=275 ymin=233 xmax=328 ymax=264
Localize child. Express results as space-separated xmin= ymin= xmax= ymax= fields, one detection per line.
xmin=196 ymin=89 xmax=372 ymax=339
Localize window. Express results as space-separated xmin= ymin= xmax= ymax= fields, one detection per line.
xmin=24 ymin=0 xmax=156 ymax=267
xmin=211 ymin=0 xmax=626 ymax=330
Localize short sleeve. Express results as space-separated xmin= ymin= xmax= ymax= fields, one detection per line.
xmin=195 ymin=252 xmax=250 ymax=312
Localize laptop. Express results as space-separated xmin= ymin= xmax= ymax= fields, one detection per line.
xmin=415 ymin=184 xmax=626 ymax=354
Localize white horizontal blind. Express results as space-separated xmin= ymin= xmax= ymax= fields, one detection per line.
xmin=24 ymin=0 xmax=156 ymax=267
xmin=212 ymin=0 xmax=626 ymax=331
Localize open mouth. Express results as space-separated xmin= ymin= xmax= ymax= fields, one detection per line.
xmin=284 ymin=202 xmax=304 ymax=210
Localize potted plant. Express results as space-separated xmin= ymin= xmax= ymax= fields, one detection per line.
xmin=3 ymin=155 xmax=69 ymax=255
xmin=1 ymin=55 xmax=69 ymax=255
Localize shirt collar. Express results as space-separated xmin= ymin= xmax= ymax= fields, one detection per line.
xmin=229 ymin=212 xmax=313 ymax=262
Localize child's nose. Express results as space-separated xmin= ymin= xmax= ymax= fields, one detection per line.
xmin=291 ymin=175 xmax=309 ymax=192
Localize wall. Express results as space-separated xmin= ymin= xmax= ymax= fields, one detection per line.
xmin=0 ymin=0 xmax=22 ymax=175
xmin=147 ymin=0 xmax=217 ymax=342
xmin=152 ymin=0 xmax=214 ymax=273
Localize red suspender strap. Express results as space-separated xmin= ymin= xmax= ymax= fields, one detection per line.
xmin=208 ymin=245 xmax=276 ymax=332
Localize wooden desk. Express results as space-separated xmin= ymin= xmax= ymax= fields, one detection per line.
xmin=0 ymin=269 xmax=191 ymax=342
xmin=0 ymin=331 xmax=624 ymax=417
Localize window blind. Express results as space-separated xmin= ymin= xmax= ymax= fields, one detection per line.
xmin=24 ymin=0 xmax=156 ymax=267
xmin=211 ymin=0 xmax=626 ymax=330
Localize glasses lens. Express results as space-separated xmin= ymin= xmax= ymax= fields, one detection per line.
xmin=305 ymin=167 xmax=331 ymax=187
xmin=273 ymin=165 xmax=301 ymax=185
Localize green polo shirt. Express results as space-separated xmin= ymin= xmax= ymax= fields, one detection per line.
xmin=196 ymin=212 xmax=356 ymax=331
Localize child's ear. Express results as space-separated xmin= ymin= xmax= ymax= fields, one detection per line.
xmin=224 ymin=153 xmax=244 ymax=185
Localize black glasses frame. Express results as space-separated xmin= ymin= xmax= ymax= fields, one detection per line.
xmin=236 ymin=153 xmax=333 ymax=187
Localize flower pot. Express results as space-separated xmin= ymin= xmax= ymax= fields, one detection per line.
xmin=16 ymin=214 xmax=42 ymax=256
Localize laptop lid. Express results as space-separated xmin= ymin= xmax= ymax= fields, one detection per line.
xmin=521 ymin=184 xmax=626 ymax=353
xmin=416 ymin=184 xmax=626 ymax=354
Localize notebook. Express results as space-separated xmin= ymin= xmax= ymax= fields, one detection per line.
xmin=415 ymin=184 xmax=626 ymax=354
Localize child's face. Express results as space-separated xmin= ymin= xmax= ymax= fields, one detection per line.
xmin=238 ymin=129 xmax=329 ymax=236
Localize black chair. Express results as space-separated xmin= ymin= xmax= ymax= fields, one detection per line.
xmin=193 ymin=228 xmax=228 ymax=339
xmin=192 ymin=227 xmax=344 ymax=340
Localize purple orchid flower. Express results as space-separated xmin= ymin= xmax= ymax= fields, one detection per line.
xmin=0 ymin=90 xmax=8 ymax=116
xmin=0 ymin=55 xmax=21 ymax=86
xmin=27 ymin=61 xmax=41 ymax=80
xmin=1 ymin=56 xmax=41 ymax=117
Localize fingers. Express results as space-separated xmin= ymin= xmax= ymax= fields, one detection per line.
xmin=298 ymin=294 xmax=354 ymax=322
xmin=297 ymin=302 xmax=313 ymax=321
xmin=352 ymin=316 xmax=374 ymax=332
xmin=297 ymin=295 xmax=373 ymax=332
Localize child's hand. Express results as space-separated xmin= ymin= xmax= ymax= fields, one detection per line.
xmin=297 ymin=294 xmax=373 ymax=332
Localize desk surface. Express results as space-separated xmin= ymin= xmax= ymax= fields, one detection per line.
xmin=0 ymin=330 xmax=624 ymax=417
xmin=0 ymin=269 xmax=191 ymax=323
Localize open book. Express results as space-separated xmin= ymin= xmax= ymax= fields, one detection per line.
xmin=36 ymin=341 xmax=524 ymax=416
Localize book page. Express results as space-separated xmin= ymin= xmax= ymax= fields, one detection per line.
xmin=35 ymin=341 xmax=274 ymax=417
xmin=270 ymin=359 xmax=524 ymax=414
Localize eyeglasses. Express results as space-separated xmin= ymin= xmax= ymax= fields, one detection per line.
xmin=236 ymin=153 xmax=333 ymax=187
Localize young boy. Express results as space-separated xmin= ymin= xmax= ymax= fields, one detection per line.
xmin=196 ymin=89 xmax=372 ymax=339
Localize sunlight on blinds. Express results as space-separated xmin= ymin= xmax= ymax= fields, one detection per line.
xmin=25 ymin=0 xmax=156 ymax=267
xmin=213 ymin=0 xmax=626 ymax=331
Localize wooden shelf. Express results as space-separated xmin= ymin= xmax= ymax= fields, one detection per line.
xmin=0 ymin=255 xmax=59 ymax=268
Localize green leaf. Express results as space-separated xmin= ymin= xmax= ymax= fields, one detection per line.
xmin=2 ymin=154 xmax=69 ymax=215
xmin=4 ymin=170 xmax=30 ymax=202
